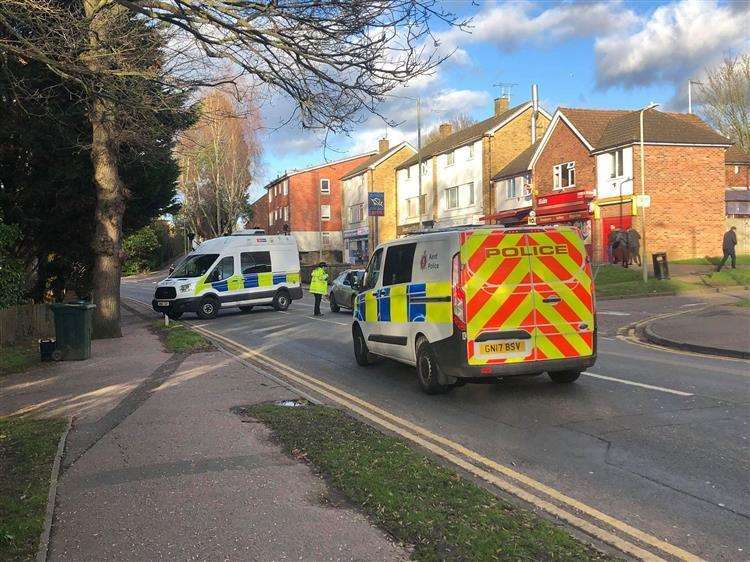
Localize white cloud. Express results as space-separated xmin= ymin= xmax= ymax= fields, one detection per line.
xmin=595 ymin=0 xmax=750 ymax=89
xmin=438 ymin=0 xmax=638 ymax=52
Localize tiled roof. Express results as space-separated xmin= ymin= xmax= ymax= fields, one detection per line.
xmin=397 ymin=102 xmax=530 ymax=170
xmin=726 ymin=144 xmax=750 ymax=164
xmin=491 ymin=140 xmax=540 ymax=181
xmin=339 ymin=153 xmax=381 ymax=180
xmin=559 ymin=108 xmax=629 ymax=147
xmin=558 ymin=107 xmax=731 ymax=152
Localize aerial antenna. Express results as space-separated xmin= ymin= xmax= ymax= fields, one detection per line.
xmin=492 ymin=82 xmax=518 ymax=104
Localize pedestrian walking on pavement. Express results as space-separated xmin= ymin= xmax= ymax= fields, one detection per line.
xmin=310 ymin=261 xmax=329 ymax=316
xmin=716 ymin=226 xmax=738 ymax=271
xmin=627 ymin=227 xmax=641 ymax=267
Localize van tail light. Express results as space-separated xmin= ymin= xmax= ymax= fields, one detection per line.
xmin=451 ymin=252 xmax=466 ymax=331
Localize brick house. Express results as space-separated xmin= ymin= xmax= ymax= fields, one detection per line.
xmin=527 ymin=107 xmax=732 ymax=262
xmin=263 ymin=152 xmax=375 ymax=264
xmin=340 ymin=139 xmax=416 ymax=263
xmin=725 ymin=145 xmax=750 ymax=254
xmin=394 ymin=92 xmax=551 ymax=234
xmin=245 ymin=193 xmax=269 ymax=232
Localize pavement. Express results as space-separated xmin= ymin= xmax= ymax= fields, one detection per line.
xmin=121 ymin=275 xmax=750 ymax=561
xmin=642 ymin=300 xmax=750 ymax=359
xmin=1 ymin=306 xmax=406 ymax=561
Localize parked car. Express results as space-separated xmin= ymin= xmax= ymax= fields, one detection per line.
xmin=329 ymin=269 xmax=364 ymax=312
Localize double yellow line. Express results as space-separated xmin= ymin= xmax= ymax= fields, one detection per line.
xmin=189 ymin=322 xmax=703 ymax=562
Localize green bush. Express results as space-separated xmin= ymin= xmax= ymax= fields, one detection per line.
xmin=0 ymin=219 xmax=26 ymax=308
xmin=122 ymin=226 xmax=160 ymax=275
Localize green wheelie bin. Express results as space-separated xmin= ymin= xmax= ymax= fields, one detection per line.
xmin=50 ymin=302 xmax=96 ymax=360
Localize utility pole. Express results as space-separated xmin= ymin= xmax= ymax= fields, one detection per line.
xmin=417 ymin=96 xmax=423 ymax=230
xmin=639 ymin=102 xmax=659 ymax=283
xmin=687 ymin=80 xmax=702 ymax=114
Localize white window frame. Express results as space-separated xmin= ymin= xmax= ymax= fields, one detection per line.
xmin=282 ymin=179 xmax=288 ymax=195
xmin=465 ymin=182 xmax=475 ymax=206
xmin=446 ymin=150 xmax=455 ymax=167
xmin=421 ymin=161 xmax=429 ymax=176
xmin=321 ymin=231 xmax=331 ymax=248
xmin=553 ymin=161 xmax=576 ymax=190
xmin=268 ymin=189 xmax=273 ymax=203
xmin=349 ymin=203 xmax=364 ymax=223
xmin=445 ymin=186 xmax=459 ymax=209
xmin=609 ymin=150 xmax=624 ymax=179
xmin=283 ymin=206 xmax=289 ymax=222
xmin=468 ymin=143 xmax=475 ymax=160
xmin=320 ymin=178 xmax=330 ymax=193
xmin=320 ymin=204 xmax=331 ymax=220
xmin=735 ymin=165 xmax=740 ymax=174
xmin=406 ymin=196 xmax=421 ymax=218
xmin=268 ymin=211 xmax=273 ymax=225
xmin=506 ymin=178 xmax=517 ymax=199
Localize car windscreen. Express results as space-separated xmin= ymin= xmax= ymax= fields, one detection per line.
xmin=170 ymin=254 xmax=219 ymax=278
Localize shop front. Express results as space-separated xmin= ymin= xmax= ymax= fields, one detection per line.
xmin=343 ymin=226 xmax=370 ymax=264
xmin=535 ymin=189 xmax=595 ymax=257
xmin=481 ymin=207 xmax=532 ymax=226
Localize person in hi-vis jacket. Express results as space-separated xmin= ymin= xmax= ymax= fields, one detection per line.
xmin=309 ymin=262 xmax=329 ymax=316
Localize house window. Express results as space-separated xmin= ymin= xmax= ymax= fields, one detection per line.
xmin=446 ymin=151 xmax=455 ymax=167
xmin=468 ymin=143 xmax=475 ymax=160
xmin=320 ymin=178 xmax=330 ymax=193
xmin=506 ymin=178 xmax=517 ymax=199
xmin=445 ymin=186 xmax=459 ymax=209
xmin=735 ymin=165 xmax=740 ymax=174
xmin=320 ymin=204 xmax=331 ymax=220
xmin=282 ymin=179 xmax=288 ymax=195
xmin=283 ymin=206 xmax=289 ymax=222
xmin=406 ymin=195 xmax=425 ymax=218
xmin=321 ymin=231 xmax=331 ymax=248
xmin=553 ymin=162 xmax=575 ymax=189
xmin=268 ymin=211 xmax=273 ymax=225
xmin=406 ymin=166 xmax=411 ymax=179
xmin=268 ymin=189 xmax=273 ymax=203
xmin=609 ymin=150 xmax=624 ymax=178
xmin=349 ymin=203 xmax=364 ymax=223
xmin=465 ymin=182 xmax=475 ymax=205
xmin=421 ymin=161 xmax=429 ymax=176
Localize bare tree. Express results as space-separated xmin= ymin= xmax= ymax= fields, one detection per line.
xmin=699 ymin=54 xmax=750 ymax=152
xmin=177 ymin=90 xmax=261 ymax=240
xmin=0 ymin=0 xmax=463 ymax=336
xmin=422 ymin=113 xmax=476 ymax=146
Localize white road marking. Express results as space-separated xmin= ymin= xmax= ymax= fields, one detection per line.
xmin=680 ymin=302 xmax=706 ymax=308
xmin=583 ymin=372 xmax=694 ymax=396
xmin=279 ymin=310 xmax=349 ymax=326
xmin=597 ymin=311 xmax=631 ymax=316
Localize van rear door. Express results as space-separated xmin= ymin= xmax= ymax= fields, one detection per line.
xmin=526 ymin=227 xmax=594 ymax=361
xmin=460 ymin=229 xmax=535 ymax=366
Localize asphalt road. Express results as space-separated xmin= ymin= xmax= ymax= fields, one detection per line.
xmin=123 ymin=275 xmax=749 ymax=561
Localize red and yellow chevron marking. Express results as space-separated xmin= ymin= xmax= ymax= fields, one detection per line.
xmin=460 ymin=227 xmax=594 ymax=367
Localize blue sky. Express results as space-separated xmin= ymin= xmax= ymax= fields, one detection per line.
xmin=248 ymin=0 xmax=750 ymax=201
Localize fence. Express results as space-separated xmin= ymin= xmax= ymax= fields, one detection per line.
xmin=0 ymin=303 xmax=55 ymax=346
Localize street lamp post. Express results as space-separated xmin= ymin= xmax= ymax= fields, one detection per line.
xmin=639 ymin=102 xmax=659 ymax=283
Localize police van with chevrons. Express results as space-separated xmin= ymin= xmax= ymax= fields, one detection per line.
xmin=152 ymin=230 xmax=302 ymax=319
xmin=352 ymin=225 xmax=596 ymax=394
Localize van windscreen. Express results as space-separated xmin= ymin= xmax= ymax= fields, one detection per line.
xmin=171 ymin=254 xmax=219 ymax=278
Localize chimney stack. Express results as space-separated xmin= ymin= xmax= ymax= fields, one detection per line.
xmin=439 ymin=122 xmax=453 ymax=138
xmin=531 ymin=84 xmax=539 ymax=144
xmin=494 ymin=96 xmax=509 ymax=115
xmin=378 ymin=138 xmax=389 ymax=154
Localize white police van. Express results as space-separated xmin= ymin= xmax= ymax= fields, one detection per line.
xmin=152 ymin=230 xmax=302 ymax=319
xmin=352 ymin=225 xmax=596 ymax=394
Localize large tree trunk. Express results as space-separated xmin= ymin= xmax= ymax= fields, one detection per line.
xmin=86 ymin=0 xmax=124 ymax=338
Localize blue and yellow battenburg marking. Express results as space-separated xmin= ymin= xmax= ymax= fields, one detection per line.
xmin=355 ymin=282 xmax=452 ymax=323
xmin=196 ymin=271 xmax=300 ymax=295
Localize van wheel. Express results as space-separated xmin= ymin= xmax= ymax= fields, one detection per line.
xmin=239 ymin=305 xmax=254 ymax=313
xmin=273 ymin=289 xmax=291 ymax=311
xmin=548 ymin=370 xmax=581 ymax=383
xmin=197 ymin=297 xmax=219 ymax=320
xmin=416 ymin=338 xmax=452 ymax=395
xmin=353 ymin=325 xmax=376 ymax=366
xmin=329 ymin=293 xmax=340 ymax=313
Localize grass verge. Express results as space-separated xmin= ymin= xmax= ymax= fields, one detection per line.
xmin=701 ymin=269 xmax=750 ymax=287
xmin=596 ymin=278 xmax=696 ymax=299
xmin=151 ymin=321 xmax=212 ymax=353
xmin=0 ymin=342 xmax=40 ymax=377
xmin=730 ymin=298 xmax=750 ymax=308
xmin=246 ymin=403 xmax=613 ymax=561
xmin=0 ymin=417 xmax=67 ymax=560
